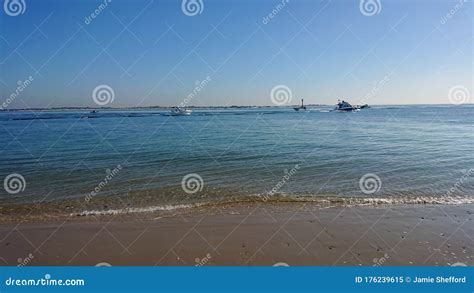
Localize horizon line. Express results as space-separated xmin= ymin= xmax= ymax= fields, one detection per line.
xmin=1 ymin=103 xmax=473 ymax=112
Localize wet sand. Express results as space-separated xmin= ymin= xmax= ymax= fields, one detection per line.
xmin=0 ymin=203 xmax=473 ymax=266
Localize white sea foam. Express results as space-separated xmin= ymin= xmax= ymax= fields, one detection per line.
xmin=334 ymin=195 xmax=474 ymax=206
xmin=74 ymin=203 xmax=204 ymax=216
xmin=74 ymin=195 xmax=474 ymax=216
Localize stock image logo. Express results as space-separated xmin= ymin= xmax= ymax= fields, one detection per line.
xmin=440 ymin=0 xmax=467 ymax=25
xmin=4 ymin=173 xmax=26 ymax=194
xmin=84 ymin=0 xmax=112 ymax=25
xmin=85 ymin=165 xmax=122 ymax=203
xmin=270 ymin=85 xmax=292 ymax=106
xmin=181 ymin=0 xmax=203 ymax=16
xmin=17 ymin=253 xmax=34 ymax=267
xmin=359 ymin=173 xmax=381 ymax=194
xmin=273 ymin=262 xmax=290 ymax=267
xmin=181 ymin=173 xmax=204 ymax=194
xmin=359 ymin=0 xmax=381 ymax=16
xmin=95 ymin=262 xmax=112 ymax=267
xmin=262 ymin=0 xmax=290 ymax=25
xmin=194 ymin=253 xmax=212 ymax=267
xmin=92 ymin=84 xmax=115 ymax=106
xmin=1 ymin=76 xmax=34 ymax=110
xmin=448 ymin=85 xmax=470 ymax=105
xmin=372 ymin=253 xmax=390 ymax=266
xmin=3 ymin=0 xmax=26 ymax=16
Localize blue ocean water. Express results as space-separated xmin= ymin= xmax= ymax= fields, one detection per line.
xmin=1 ymin=105 xmax=473 ymax=208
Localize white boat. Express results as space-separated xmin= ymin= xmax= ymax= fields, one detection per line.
xmin=334 ymin=100 xmax=357 ymax=112
xmin=170 ymin=107 xmax=192 ymax=116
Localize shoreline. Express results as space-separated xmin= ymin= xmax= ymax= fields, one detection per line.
xmin=1 ymin=194 xmax=473 ymax=224
xmin=0 ymin=202 xmax=472 ymax=266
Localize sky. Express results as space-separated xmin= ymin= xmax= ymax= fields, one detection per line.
xmin=0 ymin=0 xmax=472 ymax=108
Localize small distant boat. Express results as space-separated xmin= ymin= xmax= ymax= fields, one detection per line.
xmin=294 ymin=99 xmax=307 ymax=111
xmin=334 ymin=100 xmax=358 ymax=112
xmin=170 ymin=107 xmax=192 ymax=116
xmin=83 ymin=110 xmax=99 ymax=118
xmin=359 ymin=104 xmax=370 ymax=109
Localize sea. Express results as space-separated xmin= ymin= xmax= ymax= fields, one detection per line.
xmin=1 ymin=105 xmax=473 ymax=214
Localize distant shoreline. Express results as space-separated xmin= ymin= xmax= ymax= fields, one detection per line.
xmin=0 ymin=103 xmax=470 ymax=112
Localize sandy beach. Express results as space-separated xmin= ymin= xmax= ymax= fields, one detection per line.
xmin=1 ymin=202 xmax=472 ymax=266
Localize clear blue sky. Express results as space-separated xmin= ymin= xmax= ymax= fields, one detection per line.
xmin=0 ymin=0 xmax=472 ymax=108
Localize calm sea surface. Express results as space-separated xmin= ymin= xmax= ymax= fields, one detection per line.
xmin=1 ymin=105 xmax=473 ymax=208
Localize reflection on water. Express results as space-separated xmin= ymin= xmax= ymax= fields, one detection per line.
xmin=1 ymin=105 xmax=473 ymax=206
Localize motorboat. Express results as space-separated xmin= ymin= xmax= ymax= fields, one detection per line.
xmin=82 ymin=110 xmax=99 ymax=118
xmin=294 ymin=99 xmax=307 ymax=111
xmin=334 ymin=100 xmax=358 ymax=112
xmin=170 ymin=107 xmax=192 ymax=116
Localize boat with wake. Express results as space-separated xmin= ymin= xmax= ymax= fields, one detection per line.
xmin=170 ymin=107 xmax=193 ymax=116
xmin=333 ymin=100 xmax=359 ymax=112
xmin=333 ymin=100 xmax=370 ymax=112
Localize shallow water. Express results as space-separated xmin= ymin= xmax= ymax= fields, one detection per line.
xmin=1 ymin=105 xmax=473 ymax=208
